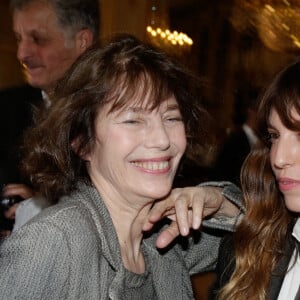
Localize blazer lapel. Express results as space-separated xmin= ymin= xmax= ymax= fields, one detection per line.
xmin=143 ymin=235 xmax=194 ymax=299
xmin=294 ymin=242 xmax=300 ymax=300
xmin=295 ymin=286 xmax=300 ymax=300
xmin=268 ymin=239 xmax=295 ymax=300
xmin=72 ymin=183 xmax=122 ymax=270
xmin=148 ymin=250 xmax=188 ymax=299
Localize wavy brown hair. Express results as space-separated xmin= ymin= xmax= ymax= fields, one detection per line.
xmin=21 ymin=34 xmax=214 ymax=203
xmin=218 ymin=59 xmax=300 ymax=299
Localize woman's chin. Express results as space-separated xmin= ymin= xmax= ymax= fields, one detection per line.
xmin=141 ymin=186 xmax=172 ymax=200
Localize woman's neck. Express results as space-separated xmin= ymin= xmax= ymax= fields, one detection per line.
xmin=94 ymin=180 xmax=153 ymax=273
xmin=110 ymin=202 xmax=152 ymax=274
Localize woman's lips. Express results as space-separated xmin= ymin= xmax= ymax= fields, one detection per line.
xmin=277 ymin=177 xmax=300 ymax=191
xmin=131 ymin=157 xmax=171 ymax=173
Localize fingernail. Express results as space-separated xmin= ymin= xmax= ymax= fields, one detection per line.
xmin=181 ymin=227 xmax=188 ymax=236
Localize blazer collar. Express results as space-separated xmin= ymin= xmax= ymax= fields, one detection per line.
xmin=268 ymin=237 xmax=295 ymax=300
xmin=69 ymin=182 xmax=123 ymax=271
xmin=69 ymin=182 xmax=193 ymax=299
xmin=143 ymin=237 xmax=192 ymax=299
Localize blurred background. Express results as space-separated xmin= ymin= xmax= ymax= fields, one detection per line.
xmin=1 ymin=1 xmax=300 ymax=297
xmin=1 ymin=0 xmax=299 ymax=131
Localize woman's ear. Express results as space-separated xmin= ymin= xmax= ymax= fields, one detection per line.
xmin=71 ymin=137 xmax=90 ymax=161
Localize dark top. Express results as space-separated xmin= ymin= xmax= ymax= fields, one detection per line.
xmin=0 ymin=84 xmax=42 ymax=185
xmin=210 ymin=233 xmax=297 ymax=299
xmin=0 ymin=84 xmax=42 ymax=231
xmin=213 ymin=127 xmax=251 ymax=187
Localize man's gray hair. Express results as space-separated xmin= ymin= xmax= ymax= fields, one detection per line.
xmin=10 ymin=0 xmax=100 ymax=39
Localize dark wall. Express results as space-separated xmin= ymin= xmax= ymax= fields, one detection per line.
xmin=169 ymin=0 xmax=296 ymax=132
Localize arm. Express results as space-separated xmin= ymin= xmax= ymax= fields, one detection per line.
xmin=2 ymin=183 xmax=37 ymax=220
xmin=1 ymin=183 xmax=37 ymax=237
xmin=2 ymin=183 xmax=36 ymax=200
xmin=1 ymin=184 xmax=48 ymax=233
xmin=0 ymin=221 xmax=70 ymax=299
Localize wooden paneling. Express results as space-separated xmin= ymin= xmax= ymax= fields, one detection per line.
xmin=0 ymin=1 xmax=24 ymax=89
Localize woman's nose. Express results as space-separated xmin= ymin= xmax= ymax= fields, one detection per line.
xmin=145 ymin=121 xmax=171 ymax=150
xmin=272 ymin=139 xmax=294 ymax=169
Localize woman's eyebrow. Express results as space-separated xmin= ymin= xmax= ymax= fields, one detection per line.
xmin=266 ymin=122 xmax=276 ymax=130
xmin=119 ymin=102 xmax=180 ymax=114
xmin=166 ymin=104 xmax=180 ymax=111
xmin=128 ymin=107 xmax=145 ymax=113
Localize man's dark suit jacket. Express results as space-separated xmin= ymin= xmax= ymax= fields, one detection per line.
xmin=213 ymin=126 xmax=251 ymax=187
xmin=0 ymin=84 xmax=42 ymax=186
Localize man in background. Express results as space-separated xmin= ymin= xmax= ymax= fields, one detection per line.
xmin=0 ymin=0 xmax=100 ymax=235
xmin=212 ymin=87 xmax=260 ymax=187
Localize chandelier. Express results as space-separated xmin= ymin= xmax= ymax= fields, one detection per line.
xmin=231 ymin=0 xmax=300 ymax=54
xmin=146 ymin=26 xmax=193 ymax=47
xmin=145 ymin=0 xmax=193 ymax=56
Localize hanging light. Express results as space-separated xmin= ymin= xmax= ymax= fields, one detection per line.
xmin=230 ymin=0 xmax=300 ymax=53
xmin=146 ymin=0 xmax=193 ymax=55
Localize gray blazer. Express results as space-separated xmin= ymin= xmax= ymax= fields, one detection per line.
xmin=0 ymin=182 xmax=241 ymax=300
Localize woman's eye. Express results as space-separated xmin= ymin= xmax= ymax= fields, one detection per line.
xmin=166 ymin=115 xmax=183 ymax=122
xmin=266 ymin=132 xmax=279 ymax=143
xmin=123 ymin=119 xmax=141 ymax=124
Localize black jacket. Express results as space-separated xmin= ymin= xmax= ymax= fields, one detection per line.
xmin=210 ymin=234 xmax=298 ymax=299
xmin=213 ymin=127 xmax=252 ymax=187
xmin=0 ymin=84 xmax=42 ymax=185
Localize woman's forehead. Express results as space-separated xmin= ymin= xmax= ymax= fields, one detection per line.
xmin=267 ymin=106 xmax=300 ymax=130
xmin=105 ymin=82 xmax=176 ymax=111
xmin=111 ymin=94 xmax=178 ymax=113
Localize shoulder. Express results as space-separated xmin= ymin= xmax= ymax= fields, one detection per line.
xmin=12 ymin=199 xmax=100 ymax=248
xmin=32 ymin=199 xmax=96 ymax=231
xmin=0 ymin=199 xmax=102 ymax=271
xmin=0 ymin=200 xmax=99 ymax=299
xmin=13 ymin=196 xmax=51 ymax=230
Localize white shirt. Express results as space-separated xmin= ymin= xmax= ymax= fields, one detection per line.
xmin=41 ymin=90 xmax=51 ymax=107
xmin=13 ymin=196 xmax=50 ymax=231
xmin=278 ymin=218 xmax=300 ymax=300
xmin=242 ymin=124 xmax=258 ymax=148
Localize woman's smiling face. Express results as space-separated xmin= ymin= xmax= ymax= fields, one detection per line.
xmin=85 ymin=94 xmax=187 ymax=204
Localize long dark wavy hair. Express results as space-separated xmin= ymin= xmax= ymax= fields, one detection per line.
xmin=21 ymin=34 xmax=214 ymax=203
xmin=218 ymin=60 xmax=300 ymax=299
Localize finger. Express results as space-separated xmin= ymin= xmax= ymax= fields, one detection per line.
xmin=192 ymin=195 xmax=204 ymax=229
xmin=147 ymin=198 xmax=176 ymax=223
xmin=4 ymin=203 xmax=18 ymax=219
xmin=3 ymin=183 xmax=28 ymax=192
xmin=142 ymin=220 xmax=154 ymax=231
xmin=146 ymin=205 xmax=165 ymax=223
xmin=3 ymin=184 xmax=35 ymax=199
xmin=174 ymin=196 xmax=190 ymax=236
xmin=0 ymin=230 xmax=12 ymax=238
xmin=143 ymin=214 xmax=176 ymax=232
xmin=156 ymin=221 xmax=180 ymax=248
